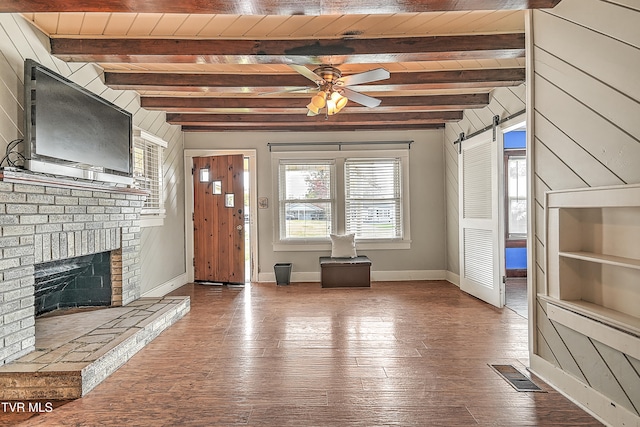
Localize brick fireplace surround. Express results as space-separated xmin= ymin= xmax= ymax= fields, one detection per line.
xmin=0 ymin=170 xmax=191 ymax=400
xmin=0 ymin=169 xmax=147 ymax=365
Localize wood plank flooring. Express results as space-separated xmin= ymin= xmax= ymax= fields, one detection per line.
xmin=0 ymin=281 xmax=602 ymax=426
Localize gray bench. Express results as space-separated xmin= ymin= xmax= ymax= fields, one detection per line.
xmin=319 ymin=256 xmax=371 ymax=288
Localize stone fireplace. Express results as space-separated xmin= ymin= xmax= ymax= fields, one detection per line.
xmin=0 ymin=170 xmax=147 ymax=366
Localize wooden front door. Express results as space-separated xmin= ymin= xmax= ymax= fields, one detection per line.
xmin=193 ymin=155 xmax=245 ymax=284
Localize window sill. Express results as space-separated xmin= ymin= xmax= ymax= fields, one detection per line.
xmin=273 ymin=239 xmax=411 ymax=252
xmin=140 ymin=215 xmax=165 ymax=228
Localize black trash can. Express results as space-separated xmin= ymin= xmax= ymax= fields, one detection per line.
xmin=274 ymin=263 xmax=292 ymax=286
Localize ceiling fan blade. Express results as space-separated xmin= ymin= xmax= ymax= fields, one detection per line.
xmin=342 ymin=87 xmax=382 ymax=108
xmin=337 ymin=68 xmax=390 ymax=87
xmin=289 ymin=64 xmax=325 ymax=84
xmin=258 ymin=86 xmax=317 ymax=96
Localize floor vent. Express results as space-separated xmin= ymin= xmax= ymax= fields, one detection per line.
xmin=490 ymin=364 xmax=544 ymax=392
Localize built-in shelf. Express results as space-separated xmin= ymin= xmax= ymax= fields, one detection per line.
xmin=544 ymin=184 xmax=640 ymax=347
xmin=559 ymin=251 xmax=640 ymax=271
xmin=539 ymin=295 xmax=640 ymax=337
xmin=540 ymin=295 xmax=640 ymax=362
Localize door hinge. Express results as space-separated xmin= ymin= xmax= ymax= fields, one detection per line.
xmin=192 ymin=166 xmax=195 ymax=175
xmin=192 ymin=212 xmax=194 ymax=221
xmin=193 ymin=257 xmax=195 ymax=266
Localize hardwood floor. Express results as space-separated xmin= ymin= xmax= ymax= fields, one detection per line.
xmin=1 ymin=281 xmax=602 ymax=426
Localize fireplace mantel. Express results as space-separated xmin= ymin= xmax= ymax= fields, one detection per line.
xmin=0 ymin=168 xmax=147 ymax=196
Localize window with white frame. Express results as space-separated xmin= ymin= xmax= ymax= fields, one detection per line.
xmin=274 ymin=149 xmax=409 ymax=249
xmin=345 ymin=158 xmax=402 ymax=239
xmin=278 ymin=160 xmax=335 ymax=240
xmin=133 ymin=129 xmax=167 ymax=226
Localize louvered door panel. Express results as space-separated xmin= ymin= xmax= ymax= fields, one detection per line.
xmin=459 ymin=133 xmax=503 ymax=307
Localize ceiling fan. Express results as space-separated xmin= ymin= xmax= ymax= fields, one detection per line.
xmin=289 ymin=64 xmax=390 ymax=117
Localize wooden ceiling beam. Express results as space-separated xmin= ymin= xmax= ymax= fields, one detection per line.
xmin=1 ymin=0 xmax=562 ymax=14
xmin=181 ymin=124 xmax=445 ymax=132
xmin=107 ymin=68 xmax=524 ymax=92
xmin=141 ymin=93 xmax=490 ymax=112
xmin=51 ymin=34 xmax=525 ymax=64
xmin=166 ymin=111 xmax=463 ymax=126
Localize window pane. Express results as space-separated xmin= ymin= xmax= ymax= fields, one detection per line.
xmin=345 ymin=158 xmax=401 ymax=239
xmin=283 ymin=202 xmax=332 ymax=238
xmin=507 ymin=156 xmax=527 ymax=237
xmin=279 ymin=162 xmax=333 ymax=239
xmin=133 ymin=138 xmax=163 ymax=213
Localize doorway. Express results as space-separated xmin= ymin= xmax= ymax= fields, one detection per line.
xmin=503 ymin=128 xmax=528 ymax=318
xmin=184 ymin=149 xmax=258 ymax=284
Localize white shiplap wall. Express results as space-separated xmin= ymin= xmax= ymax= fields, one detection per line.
xmin=530 ymin=0 xmax=640 ymax=424
xmin=0 ymin=14 xmax=186 ymax=295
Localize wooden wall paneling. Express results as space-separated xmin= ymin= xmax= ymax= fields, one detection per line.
xmin=536 ymin=301 xmax=588 ymax=383
xmin=535 ymin=114 xmax=626 ymax=188
xmin=553 ymin=322 xmax=637 ymax=413
xmin=490 ymin=85 xmax=526 ymax=115
xmin=536 ymin=328 xmax=559 ymax=367
xmin=533 ymin=139 xmax=586 ymax=190
xmin=591 ymin=340 xmax=640 ymax=414
xmin=534 ymin=263 xmax=546 ymax=296
xmin=535 ymin=48 xmax=640 ymax=140
xmin=533 ymin=9 xmax=640 ymax=102
xmin=549 ymin=0 xmax=640 ymax=52
xmin=533 ymin=175 xmax=550 ymax=209
xmin=534 ymin=77 xmax=640 ymax=184
xmin=532 ymin=3 xmax=640 ymax=422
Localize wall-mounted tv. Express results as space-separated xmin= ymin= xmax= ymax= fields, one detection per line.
xmin=23 ymin=59 xmax=133 ymax=185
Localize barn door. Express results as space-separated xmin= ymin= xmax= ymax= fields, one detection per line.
xmin=193 ymin=155 xmax=245 ymax=284
xmin=458 ymin=132 xmax=504 ymax=308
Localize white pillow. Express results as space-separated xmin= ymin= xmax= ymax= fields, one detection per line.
xmin=330 ymin=233 xmax=357 ymax=258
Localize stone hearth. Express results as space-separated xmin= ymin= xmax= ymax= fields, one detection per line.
xmin=0 ymin=296 xmax=190 ymax=400
xmin=0 ymin=170 xmax=190 ymax=399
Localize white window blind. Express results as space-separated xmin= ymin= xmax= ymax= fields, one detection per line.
xmin=345 ymin=158 xmax=402 ymax=239
xmin=133 ymin=129 xmax=166 ymax=218
xmin=278 ymin=160 xmax=334 ymax=239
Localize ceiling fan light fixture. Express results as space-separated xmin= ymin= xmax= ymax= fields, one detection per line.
xmin=306 ymin=101 xmax=320 ymax=115
xmin=326 ymin=98 xmax=337 ymax=116
xmin=331 ymin=91 xmax=348 ymax=112
xmin=311 ymin=91 xmax=327 ymax=109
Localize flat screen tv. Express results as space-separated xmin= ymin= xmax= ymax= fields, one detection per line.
xmin=23 ymin=59 xmax=133 ymax=185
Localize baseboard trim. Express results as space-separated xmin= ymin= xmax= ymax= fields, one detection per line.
xmin=258 ymin=270 xmax=447 ymax=283
xmin=141 ymin=273 xmax=188 ymax=297
xmin=445 ymin=271 xmax=460 ymax=287
xmin=530 ymin=354 xmax=639 ymax=427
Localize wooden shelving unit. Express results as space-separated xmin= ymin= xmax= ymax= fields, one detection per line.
xmin=543 ymin=184 xmax=640 ymax=348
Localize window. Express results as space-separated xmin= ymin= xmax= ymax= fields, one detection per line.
xmin=505 ymin=151 xmax=527 ymax=238
xmin=274 ymin=149 xmax=409 ymax=249
xmin=278 ymin=161 xmax=334 ymax=240
xmin=345 ymin=158 xmax=402 ymax=239
xmin=133 ymin=129 xmax=167 ymax=226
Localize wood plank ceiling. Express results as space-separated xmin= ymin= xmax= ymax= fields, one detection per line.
xmin=12 ymin=0 xmax=562 ymax=132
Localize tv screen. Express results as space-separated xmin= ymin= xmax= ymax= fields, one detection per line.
xmin=23 ymin=59 xmax=133 ymax=185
